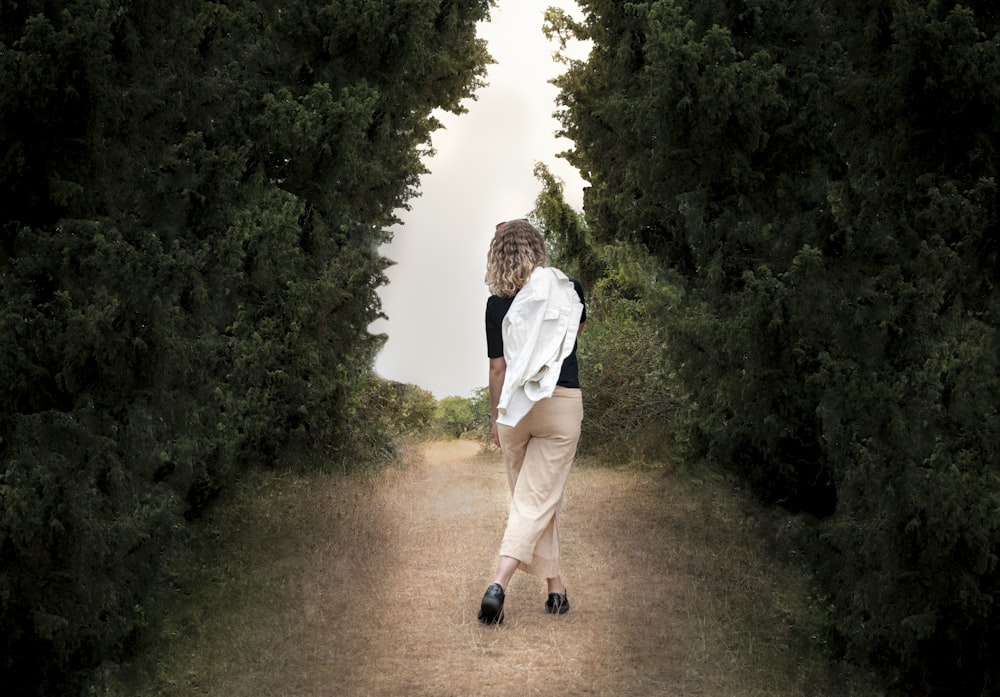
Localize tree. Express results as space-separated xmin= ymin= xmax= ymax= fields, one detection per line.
xmin=0 ymin=1 xmax=492 ymax=693
xmin=550 ymin=1 xmax=999 ymax=693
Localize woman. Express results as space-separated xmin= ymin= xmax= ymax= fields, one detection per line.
xmin=478 ymin=219 xmax=585 ymax=625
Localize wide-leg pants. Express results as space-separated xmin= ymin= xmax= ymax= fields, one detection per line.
xmin=497 ymin=386 xmax=583 ymax=578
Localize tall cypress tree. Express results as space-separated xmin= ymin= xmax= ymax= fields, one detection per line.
xmin=0 ymin=1 xmax=491 ymax=693
xmin=551 ymin=1 xmax=999 ymax=693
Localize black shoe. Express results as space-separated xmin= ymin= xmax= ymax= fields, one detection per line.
xmin=545 ymin=591 xmax=570 ymax=615
xmin=478 ymin=583 xmax=505 ymax=624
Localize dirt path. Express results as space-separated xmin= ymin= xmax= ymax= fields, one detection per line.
xmin=166 ymin=440 xmax=865 ymax=696
xmin=282 ymin=440 xmax=744 ymax=696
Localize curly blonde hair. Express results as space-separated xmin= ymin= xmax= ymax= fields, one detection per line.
xmin=486 ymin=219 xmax=547 ymax=297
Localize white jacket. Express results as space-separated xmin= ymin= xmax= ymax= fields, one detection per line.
xmin=496 ymin=266 xmax=583 ymax=427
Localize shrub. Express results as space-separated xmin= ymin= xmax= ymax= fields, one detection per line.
xmin=577 ymin=278 xmax=677 ymax=463
xmin=433 ymin=390 xmax=489 ymax=439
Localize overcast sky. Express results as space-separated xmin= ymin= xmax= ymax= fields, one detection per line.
xmin=368 ymin=2 xmax=588 ymax=398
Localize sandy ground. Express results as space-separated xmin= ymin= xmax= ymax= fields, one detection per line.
xmin=274 ymin=440 xmax=742 ymax=697
xmin=165 ymin=439 xmax=856 ymax=696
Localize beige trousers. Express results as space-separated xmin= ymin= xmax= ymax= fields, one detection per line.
xmin=497 ymin=386 xmax=583 ymax=578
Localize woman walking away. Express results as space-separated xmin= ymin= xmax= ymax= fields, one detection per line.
xmin=478 ymin=219 xmax=585 ymax=625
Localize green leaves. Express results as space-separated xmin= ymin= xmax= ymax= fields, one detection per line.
xmin=1 ymin=1 xmax=492 ymax=692
xmin=555 ymin=1 xmax=1000 ymax=693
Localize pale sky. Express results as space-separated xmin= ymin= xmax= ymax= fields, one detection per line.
xmin=368 ymin=2 xmax=588 ymax=398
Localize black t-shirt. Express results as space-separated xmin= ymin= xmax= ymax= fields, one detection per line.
xmin=485 ymin=278 xmax=586 ymax=389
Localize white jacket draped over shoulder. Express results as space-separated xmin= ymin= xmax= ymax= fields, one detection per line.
xmin=496 ymin=266 xmax=583 ymax=427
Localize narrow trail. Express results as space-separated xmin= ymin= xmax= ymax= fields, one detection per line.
xmin=293 ymin=440 xmax=739 ymax=696
xmin=175 ymin=439 xmax=855 ymax=696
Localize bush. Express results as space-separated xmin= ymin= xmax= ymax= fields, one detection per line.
xmin=577 ymin=278 xmax=677 ymax=463
xmin=531 ymin=166 xmax=678 ymax=464
xmin=432 ymin=388 xmax=490 ymax=439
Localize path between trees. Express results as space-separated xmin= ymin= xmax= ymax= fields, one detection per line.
xmin=169 ymin=439 xmax=866 ymax=696
xmin=330 ymin=439 xmax=708 ymax=696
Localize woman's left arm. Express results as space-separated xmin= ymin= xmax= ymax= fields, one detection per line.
xmin=488 ymin=356 xmax=506 ymax=447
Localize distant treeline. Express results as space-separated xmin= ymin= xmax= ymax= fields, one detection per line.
xmin=538 ymin=1 xmax=999 ymax=695
xmin=0 ymin=1 xmax=491 ymax=693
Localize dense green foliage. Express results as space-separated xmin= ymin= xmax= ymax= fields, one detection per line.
xmin=434 ymin=395 xmax=478 ymax=438
xmin=532 ymin=165 xmax=677 ymax=462
xmin=340 ymin=377 xmax=439 ymax=461
xmin=0 ymin=1 xmax=491 ymax=693
xmin=549 ymin=1 xmax=999 ymax=694
xmin=415 ymin=387 xmax=488 ymax=440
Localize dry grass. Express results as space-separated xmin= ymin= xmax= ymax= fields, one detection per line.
xmin=108 ymin=440 xmax=884 ymax=697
